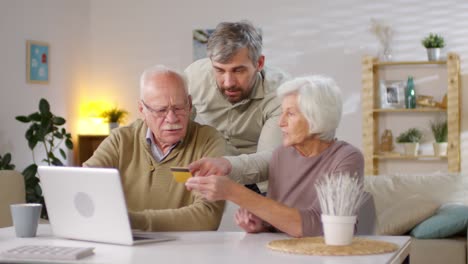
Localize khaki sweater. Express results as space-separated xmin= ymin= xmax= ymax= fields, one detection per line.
xmin=84 ymin=119 xmax=226 ymax=231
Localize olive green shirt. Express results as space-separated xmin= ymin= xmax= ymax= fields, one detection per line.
xmin=185 ymin=58 xmax=288 ymax=189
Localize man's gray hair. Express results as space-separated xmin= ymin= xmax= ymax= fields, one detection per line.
xmin=277 ymin=75 xmax=343 ymax=141
xmin=139 ymin=65 xmax=188 ymax=99
xmin=207 ymin=20 xmax=262 ymax=64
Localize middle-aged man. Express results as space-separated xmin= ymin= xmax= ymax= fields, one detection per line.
xmin=185 ymin=20 xmax=289 ymax=192
xmin=84 ymin=65 xmax=226 ymax=231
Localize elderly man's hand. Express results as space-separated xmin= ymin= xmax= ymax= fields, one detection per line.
xmin=185 ymin=175 xmax=233 ymax=201
xmin=188 ymin=157 xmax=232 ymax=177
xmin=235 ymin=208 xmax=264 ymax=233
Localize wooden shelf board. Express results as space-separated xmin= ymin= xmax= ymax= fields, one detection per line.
xmin=372 ymin=108 xmax=446 ymax=113
xmin=375 ymin=61 xmax=446 ymax=66
xmin=373 ymin=154 xmax=447 ymax=160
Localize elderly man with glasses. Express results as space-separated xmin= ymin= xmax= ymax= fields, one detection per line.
xmin=83 ymin=65 xmax=226 ymax=232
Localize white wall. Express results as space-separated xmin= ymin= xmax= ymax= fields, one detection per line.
xmin=1 ymin=0 xmax=467 ymax=174
xmin=0 ymin=0 xmax=91 ymax=170
xmin=87 ymin=0 xmax=468 ymax=174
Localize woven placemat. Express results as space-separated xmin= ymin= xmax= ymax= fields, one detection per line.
xmin=267 ymin=237 xmax=399 ymax=256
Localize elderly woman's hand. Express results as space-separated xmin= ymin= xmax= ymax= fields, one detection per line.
xmin=235 ymin=208 xmax=264 ymax=233
xmin=188 ymin=157 xmax=232 ymax=177
xmin=185 ymin=175 xmax=234 ymax=201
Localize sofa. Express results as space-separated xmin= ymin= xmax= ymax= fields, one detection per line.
xmin=364 ymin=172 xmax=468 ymax=264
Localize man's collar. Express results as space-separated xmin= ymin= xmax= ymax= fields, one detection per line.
xmin=145 ymin=128 xmax=183 ymax=148
xmin=249 ymin=70 xmax=266 ymax=100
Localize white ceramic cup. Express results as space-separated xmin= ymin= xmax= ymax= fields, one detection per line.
xmin=321 ymin=214 xmax=357 ymax=246
xmin=10 ymin=203 xmax=42 ymax=237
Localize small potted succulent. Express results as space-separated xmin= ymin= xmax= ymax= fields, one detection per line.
xmin=421 ymin=33 xmax=445 ymax=61
xmin=101 ymin=107 xmax=128 ymax=130
xmin=430 ymin=118 xmax=448 ymax=156
xmin=396 ymin=128 xmax=423 ymax=156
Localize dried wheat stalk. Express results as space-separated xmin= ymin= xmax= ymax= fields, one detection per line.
xmin=315 ymin=172 xmax=368 ymax=216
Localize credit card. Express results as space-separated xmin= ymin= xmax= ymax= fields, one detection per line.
xmin=170 ymin=167 xmax=192 ymax=183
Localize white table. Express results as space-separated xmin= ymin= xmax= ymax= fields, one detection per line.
xmin=0 ymin=224 xmax=410 ymax=264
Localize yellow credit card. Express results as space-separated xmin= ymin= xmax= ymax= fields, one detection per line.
xmin=170 ymin=167 xmax=192 ymax=183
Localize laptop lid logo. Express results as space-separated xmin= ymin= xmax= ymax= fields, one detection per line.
xmin=74 ymin=192 xmax=95 ymax=218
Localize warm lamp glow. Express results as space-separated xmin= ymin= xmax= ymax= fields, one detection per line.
xmin=77 ymin=101 xmax=113 ymax=135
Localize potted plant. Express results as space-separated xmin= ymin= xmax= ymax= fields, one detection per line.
xmin=430 ymin=118 xmax=448 ymax=156
xmin=16 ymin=98 xmax=73 ymax=219
xmin=396 ymin=128 xmax=423 ymax=156
xmin=0 ymin=153 xmax=15 ymax=170
xmin=421 ymin=33 xmax=445 ymax=61
xmin=100 ymin=107 xmax=128 ymax=130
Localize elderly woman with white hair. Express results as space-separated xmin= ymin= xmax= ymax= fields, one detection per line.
xmin=186 ymin=75 xmax=364 ymax=237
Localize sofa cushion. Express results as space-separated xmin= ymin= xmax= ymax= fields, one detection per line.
xmin=411 ymin=204 xmax=468 ymax=239
xmin=365 ymin=173 xmax=468 ymax=217
xmin=377 ymin=194 xmax=439 ymax=235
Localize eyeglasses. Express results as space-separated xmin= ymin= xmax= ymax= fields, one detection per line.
xmin=141 ymin=100 xmax=189 ymax=118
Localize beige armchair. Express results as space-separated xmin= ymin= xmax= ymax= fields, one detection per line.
xmin=0 ymin=170 xmax=25 ymax=227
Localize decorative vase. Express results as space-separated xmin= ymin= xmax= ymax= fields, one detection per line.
xmin=433 ymin=142 xmax=448 ymax=156
xmin=380 ymin=44 xmax=393 ymax=61
xmin=109 ymin=122 xmax=119 ymax=130
xmin=427 ymin=48 xmax=441 ymax=61
xmin=321 ymin=214 xmax=357 ymax=246
xmin=402 ymin=143 xmax=419 ymax=156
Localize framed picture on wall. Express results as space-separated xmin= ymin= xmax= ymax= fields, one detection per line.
xmin=379 ymin=80 xmax=405 ymax=109
xmin=192 ymin=29 xmax=215 ymax=62
xmin=26 ymin=40 xmax=49 ymax=84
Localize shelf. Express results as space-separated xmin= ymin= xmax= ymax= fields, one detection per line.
xmin=361 ymin=52 xmax=460 ymax=175
xmin=372 ymin=108 xmax=446 ymax=113
xmin=375 ymin=60 xmax=446 ymax=66
xmin=373 ymin=154 xmax=447 ymax=160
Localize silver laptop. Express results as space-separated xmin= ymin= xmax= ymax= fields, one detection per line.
xmin=38 ymin=166 xmax=174 ymax=246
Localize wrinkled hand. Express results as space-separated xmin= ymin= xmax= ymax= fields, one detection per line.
xmin=185 ymin=175 xmax=233 ymax=201
xmin=235 ymin=208 xmax=264 ymax=233
xmin=188 ymin=157 xmax=232 ymax=177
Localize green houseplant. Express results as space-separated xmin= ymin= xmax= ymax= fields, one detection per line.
xmin=430 ymin=118 xmax=448 ymax=156
xmin=0 ymin=153 xmax=16 ymax=170
xmin=100 ymin=107 xmax=128 ymax=130
xmin=396 ymin=128 xmax=423 ymax=156
xmin=421 ymin=33 xmax=445 ymax=61
xmin=16 ymin=98 xmax=73 ymax=218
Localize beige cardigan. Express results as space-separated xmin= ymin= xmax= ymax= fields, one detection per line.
xmin=84 ymin=119 xmax=226 ymax=231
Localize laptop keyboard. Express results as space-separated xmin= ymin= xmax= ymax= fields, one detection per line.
xmin=1 ymin=245 xmax=95 ymax=261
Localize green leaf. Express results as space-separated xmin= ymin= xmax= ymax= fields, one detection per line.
xmin=28 ymin=138 xmax=38 ymax=150
xmin=25 ymin=127 xmax=34 ymax=140
xmin=22 ymin=164 xmax=38 ymax=182
xmin=59 ymin=149 xmax=66 ymax=160
xmin=54 ymin=132 xmax=64 ymax=139
xmin=52 ymin=116 xmax=66 ymax=126
xmin=25 ymin=175 xmax=39 ymax=187
xmin=65 ymin=139 xmax=74 ymax=149
xmin=39 ymin=98 xmax=50 ymax=115
xmin=29 ymin=112 xmax=42 ymax=122
xmin=3 ymin=153 xmax=11 ymax=164
xmin=51 ymin=158 xmax=63 ymax=166
xmin=34 ymin=184 xmax=42 ymax=196
xmin=15 ymin=115 xmax=30 ymax=123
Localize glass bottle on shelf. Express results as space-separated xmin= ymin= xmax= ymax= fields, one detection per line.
xmin=405 ymin=76 xmax=416 ymax=109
